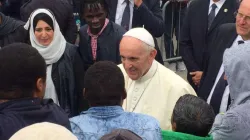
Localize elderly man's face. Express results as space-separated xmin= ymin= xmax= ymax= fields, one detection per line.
xmin=236 ymin=0 xmax=250 ymax=40
xmin=120 ymin=37 xmax=156 ymax=80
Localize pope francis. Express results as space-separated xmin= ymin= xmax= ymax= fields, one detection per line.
xmin=118 ymin=28 xmax=197 ymax=130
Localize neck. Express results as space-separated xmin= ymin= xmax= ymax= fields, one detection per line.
xmin=213 ymin=0 xmax=220 ymax=2
xmin=90 ymin=27 xmax=103 ymax=35
xmin=242 ymin=36 xmax=250 ymax=41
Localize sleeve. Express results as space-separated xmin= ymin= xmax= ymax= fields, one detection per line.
xmin=70 ymin=121 xmax=85 ymax=139
xmin=65 ymin=5 xmax=77 ymax=44
xmin=134 ymin=1 xmax=165 ymax=37
xmin=179 ymin=2 xmax=200 ymax=72
xmin=210 ymin=112 xmax=241 ymax=140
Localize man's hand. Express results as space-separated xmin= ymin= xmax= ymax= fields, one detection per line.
xmin=134 ymin=0 xmax=143 ymax=7
xmin=190 ymin=71 xmax=203 ymax=86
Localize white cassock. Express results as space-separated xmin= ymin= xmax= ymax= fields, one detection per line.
xmin=118 ymin=60 xmax=197 ymax=130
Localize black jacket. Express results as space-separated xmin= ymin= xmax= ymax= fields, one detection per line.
xmin=0 ymin=98 xmax=70 ymax=140
xmin=198 ymin=23 xmax=237 ymax=100
xmin=179 ymin=0 xmax=238 ymax=88
xmin=105 ymin=0 xmax=164 ymax=65
xmin=51 ymin=43 xmax=87 ymax=117
xmin=78 ymin=21 xmax=126 ymax=71
xmin=20 ymin=0 xmax=77 ymax=44
xmin=0 ymin=0 xmax=27 ymax=19
xmin=0 ymin=13 xmax=28 ymax=48
xmin=106 ymin=0 xmax=164 ymax=38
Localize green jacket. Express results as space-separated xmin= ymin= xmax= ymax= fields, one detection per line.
xmin=162 ymin=130 xmax=213 ymax=140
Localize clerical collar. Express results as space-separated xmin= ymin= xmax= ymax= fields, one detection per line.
xmin=137 ymin=60 xmax=158 ymax=82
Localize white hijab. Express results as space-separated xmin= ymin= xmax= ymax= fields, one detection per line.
xmin=24 ymin=8 xmax=66 ymax=65
xmin=24 ymin=9 xmax=65 ymax=105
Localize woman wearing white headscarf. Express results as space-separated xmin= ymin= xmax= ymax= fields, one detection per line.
xmin=24 ymin=8 xmax=86 ymax=117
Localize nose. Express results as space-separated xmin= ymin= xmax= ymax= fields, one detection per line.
xmin=41 ymin=30 xmax=47 ymax=38
xmin=92 ymin=17 xmax=99 ymax=23
xmin=123 ymin=59 xmax=132 ymax=69
xmin=238 ymin=17 xmax=247 ymax=25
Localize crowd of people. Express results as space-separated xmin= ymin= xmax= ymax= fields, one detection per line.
xmin=0 ymin=0 xmax=249 ymax=139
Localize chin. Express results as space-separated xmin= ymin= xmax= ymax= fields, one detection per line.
xmin=40 ymin=42 xmax=51 ymax=46
xmin=129 ymin=75 xmax=140 ymax=80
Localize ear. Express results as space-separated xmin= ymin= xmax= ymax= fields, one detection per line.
xmin=172 ymin=122 xmax=177 ymax=131
xmin=171 ymin=115 xmax=177 ymax=131
xmin=149 ymin=49 xmax=157 ymax=61
xmin=34 ymin=78 xmax=46 ymax=98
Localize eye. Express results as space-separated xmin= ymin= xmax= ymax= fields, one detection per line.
xmin=35 ymin=28 xmax=42 ymax=32
xmin=237 ymin=12 xmax=244 ymax=18
xmin=45 ymin=27 xmax=52 ymax=32
xmin=129 ymin=57 xmax=138 ymax=62
xmin=96 ymin=13 xmax=104 ymax=17
xmin=86 ymin=15 xmax=94 ymax=19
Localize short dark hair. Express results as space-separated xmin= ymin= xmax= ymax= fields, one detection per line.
xmin=172 ymin=94 xmax=215 ymax=137
xmin=80 ymin=0 xmax=109 ymax=15
xmin=84 ymin=61 xmax=125 ymax=106
xmin=0 ymin=43 xmax=46 ymax=99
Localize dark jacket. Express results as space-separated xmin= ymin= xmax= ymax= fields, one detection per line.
xmin=105 ymin=0 xmax=164 ymax=65
xmin=179 ymin=0 xmax=238 ymax=88
xmin=198 ymin=23 xmax=237 ymax=100
xmin=20 ymin=0 xmax=77 ymax=44
xmin=106 ymin=0 xmax=164 ymax=38
xmin=52 ymin=43 xmax=87 ymax=117
xmin=78 ymin=21 xmax=126 ymax=71
xmin=0 ymin=98 xmax=70 ymax=140
xmin=0 ymin=0 xmax=27 ymax=19
xmin=0 ymin=13 xmax=28 ymax=48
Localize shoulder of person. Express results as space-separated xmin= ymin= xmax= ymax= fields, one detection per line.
xmin=157 ymin=62 xmax=196 ymax=94
xmin=63 ymin=43 xmax=79 ymax=59
xmin=210 ymin=110 xmax=243 ymax=139
xmin=79 ymin=25 xmax=89 ymax=36
xmin=187 ymin=0 xmax=203 ymax=9
xmin=41 ymin=99 xmax=70 ymax=117
xmin=217 ymin=23 xmax=236 ymax=33
xmin=125 ymin=112 xmax=161 ymax=130
xmin=110 ymin=21 xmax=126 ymax=35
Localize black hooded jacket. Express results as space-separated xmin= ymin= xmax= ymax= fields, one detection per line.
xmin=0 ymin=98 xmax=70 ymax=140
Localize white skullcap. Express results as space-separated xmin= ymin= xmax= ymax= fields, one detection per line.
xmin=9 ymin=122 xmax=78 ymax=140
xmin=123 ymin=28 xmax=155 ymax=47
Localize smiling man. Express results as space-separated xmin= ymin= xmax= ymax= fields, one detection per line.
xmin=78 ymin=0 xmax=126 ymax=70
xmin=199 ymin=0 xmax=250 ymax=115
xmin=118 ymin=28 xmax=196 ymax=130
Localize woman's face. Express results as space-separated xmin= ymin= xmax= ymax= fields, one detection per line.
xmin=34 ymin=20 xmax=54 ymax=46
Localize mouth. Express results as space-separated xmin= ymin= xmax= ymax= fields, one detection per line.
xmin=237 ymin=24 xmax=248 ymax=30
xmin=91 ymin=23 xmax=101 ymax=29
xmin=128 ymin=68 xmax=137 ymax=75
xmin=40 ymin=39 xmax=50 ymax=45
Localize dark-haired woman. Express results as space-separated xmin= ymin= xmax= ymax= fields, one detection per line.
xmin=24 ymin=8 xmax=87 ymax=117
